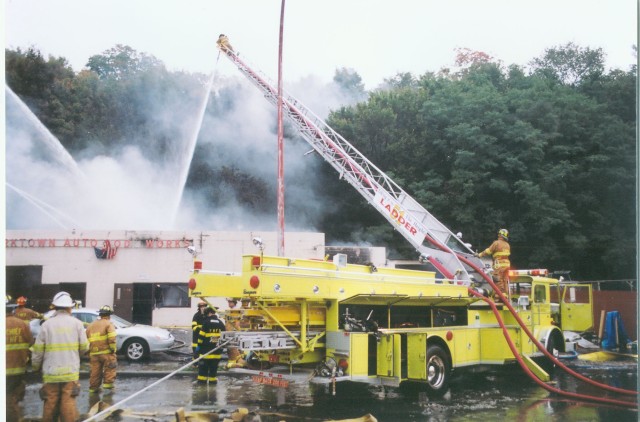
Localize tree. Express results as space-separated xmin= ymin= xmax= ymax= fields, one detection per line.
xmin=529 ymin=42 xmax=606 ymax=85
xmin=86 ymin=44 xmax=165 ymax=80
xmin=333 ymin=67 xmax=367 ymax=102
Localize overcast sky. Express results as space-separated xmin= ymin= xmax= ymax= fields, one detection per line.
xmin=5 ymin=0 xmax=637 ymax=89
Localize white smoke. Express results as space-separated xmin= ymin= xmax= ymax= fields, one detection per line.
xmin=5 ymin=68 xmax=364 ymax=232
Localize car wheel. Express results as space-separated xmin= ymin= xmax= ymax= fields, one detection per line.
xmin=123 ymin=338 xmax=149 ymax=362
xmin=426 ymin=344 xmax=450 ymax=396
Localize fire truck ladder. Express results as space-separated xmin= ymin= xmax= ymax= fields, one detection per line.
xmin=217 ymin=47 xmax=488 ymax=285
xmin=221 ymin=330 xmax=324 ymax=351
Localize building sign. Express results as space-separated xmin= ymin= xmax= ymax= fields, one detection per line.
xmin=6 ymin=238 xmax=193 ymax=249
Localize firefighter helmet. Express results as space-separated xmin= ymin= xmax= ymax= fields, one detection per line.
xmin=17 ymin=296 xmax=27 ymax=305
xmin=205 ymin=306 xmax=217 ymax=315
xmin=498 ymin=229 xmax=509 ymax=240
xmin=52 ymin=291 xmax=75 ymax=308
xmin=99 ymin=305 xmax=114 ymax=316
xmin=6 ymin=295 xmax=16 ymax=313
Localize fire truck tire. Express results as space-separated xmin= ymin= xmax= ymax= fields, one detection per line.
xmin=426 ymin=344 xmax=450 ymax=396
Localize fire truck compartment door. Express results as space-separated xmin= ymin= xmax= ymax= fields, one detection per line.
xmin=377 ymin=333 xmax=401 ymax=379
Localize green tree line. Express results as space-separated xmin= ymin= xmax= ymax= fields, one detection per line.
xmin=5 ymin=43 xmax=636 ymax=282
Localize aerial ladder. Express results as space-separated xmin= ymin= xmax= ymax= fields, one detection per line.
xmin=194 ymin=42 xmax=639 ymax=408
xmin=215 ymin=44 xmax=489 ymax=286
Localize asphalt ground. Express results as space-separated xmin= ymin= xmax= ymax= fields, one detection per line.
xmin=17 ymin=328 xmax=639 ymax=422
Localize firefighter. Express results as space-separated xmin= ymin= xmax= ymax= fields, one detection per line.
xmin=476 ymin=229 xmax=511 ymax=298
xmin=192 ymin=300 xmax=208 ymax=360
xmin=196 ymin=306 xmax=226 ymax=384
xmin=86 ymin=305 xmax=118 ymax=393
xmin=31 ymin=291 xmax=89 ymax=422
xmin=216 ymin=33 xmax=235 ymax=53
xmin=14 ymin=296 xmax=43 ymax=322
xmin=6 ymin=295 xmax=34 ymax=421
xmin=225 ymin=298 xmax=247 ymax=369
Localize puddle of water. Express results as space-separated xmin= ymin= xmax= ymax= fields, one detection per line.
xmin=18 ymin=361 xmax=638 ymax=421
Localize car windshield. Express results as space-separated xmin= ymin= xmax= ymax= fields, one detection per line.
xmin=110 ymin=314 xmax=132 ymax=328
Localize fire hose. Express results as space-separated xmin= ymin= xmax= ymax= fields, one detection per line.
xmin=467 ymin=288 xmax=637 ymax=408
xmin=82 ymin=340 xmax=231 ymax=422
xmin=424 ymin=236 xmax=638 ymax=406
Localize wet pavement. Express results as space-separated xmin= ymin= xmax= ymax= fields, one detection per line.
xmin=17 ymin=329 xmax=639 ymax=421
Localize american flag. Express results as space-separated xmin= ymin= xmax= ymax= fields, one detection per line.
xmin=94 ymin=240 xmax=118 ymax=260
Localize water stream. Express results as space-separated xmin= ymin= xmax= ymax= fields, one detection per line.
xmin=171 ymin=71 xmax=217 ymax=226
xmin=5 ymin=85 xmax=85 ymax=181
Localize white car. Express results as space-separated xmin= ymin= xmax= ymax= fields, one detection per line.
xmin=30 ymin=308 xmax=180 ymax=361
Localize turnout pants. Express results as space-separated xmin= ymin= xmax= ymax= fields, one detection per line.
xmin=89 ymin=354 xmax=118 ymax=391
xmin=6 ymin=375 xmax=26 ymax=422
xmin=197 ymin=356 xmax=221 ymax=383
xmin=492 ymin=267 xmax=510 ymax=297
xmin=40 ymin=381 xmax=81 ymax=422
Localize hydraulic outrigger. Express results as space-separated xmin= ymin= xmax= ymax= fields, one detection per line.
xmin=187 ymin=39 xmax=638 ymax=407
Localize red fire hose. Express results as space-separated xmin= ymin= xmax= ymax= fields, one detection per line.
xmin=423 ymin=235 xmax=638 ymax=404
xmin=466 ymin=288 xmax=637 ymax=408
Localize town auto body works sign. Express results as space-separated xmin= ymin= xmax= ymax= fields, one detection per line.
xmin=6 ymin=237 xmax=193 ymax=250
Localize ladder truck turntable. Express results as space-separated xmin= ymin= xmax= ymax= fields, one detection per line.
xmin=188 ymin=40 xmax=597 ymax=395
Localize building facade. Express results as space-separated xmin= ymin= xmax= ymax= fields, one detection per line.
xmin=5 ymin=229 xmax=326 ymax=327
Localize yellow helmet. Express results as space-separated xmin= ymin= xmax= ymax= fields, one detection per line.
xmin=498 ymin=229 xmax=509 ymax=240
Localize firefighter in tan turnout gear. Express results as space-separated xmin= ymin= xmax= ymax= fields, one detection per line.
xmin=476 ymin=228 xmax=511 ymax=298
xmin=14 ymin=295 xmax=43 ymax=322
xmin=86 ymin=305 xmax=118 ymax=393
xmin=6 ymin=295 xmax=34 ymax=421
xmin=31 ymin=291 xmax=89 ymax=422
xmin=216 ymin=33 xmax=235 ymax=53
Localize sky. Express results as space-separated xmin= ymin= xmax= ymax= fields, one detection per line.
xmin=4 ymin=0 xmax=638 ymax=90
xmin=2 ymin=0 xmax=638 ymax=234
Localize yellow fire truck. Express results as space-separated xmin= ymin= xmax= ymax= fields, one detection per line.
xmin=187 ymin=39 xmax=596 ymax=395
xmin=188 ymin=254 xmax=593 ymax=394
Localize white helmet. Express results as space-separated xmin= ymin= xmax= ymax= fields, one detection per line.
xmin=52 ymin=291 xmax=75 ymax=308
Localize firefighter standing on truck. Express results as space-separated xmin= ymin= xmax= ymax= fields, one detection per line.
xmin=6 ymin=295 xmax=34 ymax=421
xmin=196 ymin=306 xmax=226 ymax=384
xmin=31 ymin=291 xmax=89 ymax=422
xmin=86 ymin=305 xmax=118 ymax=393
xmin=476 ymin=229 xmax=511 ymax=298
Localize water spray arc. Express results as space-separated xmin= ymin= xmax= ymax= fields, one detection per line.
xmin=171 ymin=71 xmax=217 ymax=227
xmin=5 ymin=85 xmax=86 ymax=182
xmin=6 ymin=182 xmax=81 ymax=229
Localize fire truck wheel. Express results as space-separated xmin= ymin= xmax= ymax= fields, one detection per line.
xmin=426 ymin=344 xmax=450 ymax=396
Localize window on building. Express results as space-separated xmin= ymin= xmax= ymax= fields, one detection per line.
xmin=154 ymin=283 xmax=190 ymax=308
